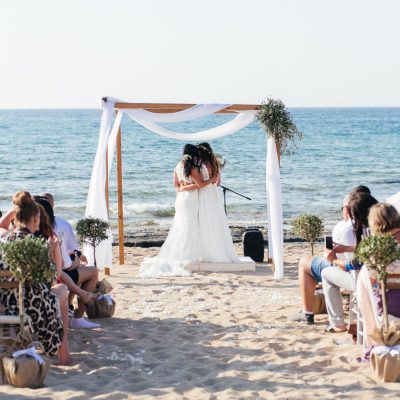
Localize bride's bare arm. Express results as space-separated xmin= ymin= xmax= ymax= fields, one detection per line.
xmin=173 ymin=171 xmax=180 ymax=191
xmin=191 ymin=168 xmax=210 ymax=188
xmin=179 ymin=183 xmax=199 ymax=191
xmin=211 ymin=172 xmax=221 ymax=186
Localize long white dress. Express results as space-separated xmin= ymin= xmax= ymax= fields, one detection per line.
xmin=198 ymin=165 xmax=240 ymax=263
xmin=139 ymin=162 xmax=200 ymax=277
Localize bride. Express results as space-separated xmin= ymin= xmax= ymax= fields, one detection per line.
xmin=197 ymin=142 xmax=240 ymax=263
xmin=139 ymin=143 xmax=239 ymax=278
xmin=139 ymin=144 xmax=210 ymax=277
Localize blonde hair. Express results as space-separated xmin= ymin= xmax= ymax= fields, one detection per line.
xmin=12 ymin=191 xmax=39 ymax=226
xmin=368 ymin=203 xmax=400 ymax=235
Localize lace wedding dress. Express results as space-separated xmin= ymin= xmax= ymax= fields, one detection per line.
xmin=139 ymin=162 xmax=200 ymax=277
xmin=198 ymin=165 xmax=240 ymax=263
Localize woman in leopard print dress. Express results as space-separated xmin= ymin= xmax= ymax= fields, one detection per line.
xmin=0 ymin=191 xmax=63 ymax=356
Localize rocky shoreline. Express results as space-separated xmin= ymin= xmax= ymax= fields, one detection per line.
xmin=112 ymin=225 xmax=318 ymax=248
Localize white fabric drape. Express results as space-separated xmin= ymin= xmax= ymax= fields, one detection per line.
xmin=267 ymin=137 xmax=284 ymax=279
xmin=85 ymin=99 xmax=284 ymax=279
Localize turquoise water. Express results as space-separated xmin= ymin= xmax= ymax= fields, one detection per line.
xmin=0 ymin=108 xmax=399 ymax=233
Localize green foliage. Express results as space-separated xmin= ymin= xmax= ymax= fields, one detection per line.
xmin=76 ymin=217 xmax=109 ymax=248
xmin=0 ymin=236 xmax=55 ymax=283
xmin=257 ymin=97 xmax=303 ymax=155
xmin=291 ymin=214 xmax=324 ymax=254
xmin=355 ymin=234 xmax=400 ymax=283
xmin=76 ymin=217 xmax=110 ymax=267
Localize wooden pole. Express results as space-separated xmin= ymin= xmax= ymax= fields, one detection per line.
xmin=104 ymin=147 xmax=111 ymax=276
xmin=116 ymin=124 xmax=125 ymax=265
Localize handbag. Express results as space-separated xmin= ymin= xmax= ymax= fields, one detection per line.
xmin=85 ymin=294 xmax=116 ymax=319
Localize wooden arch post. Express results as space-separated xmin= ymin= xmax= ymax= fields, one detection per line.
xmin=110 ymin=101 xmax=260 ymax=266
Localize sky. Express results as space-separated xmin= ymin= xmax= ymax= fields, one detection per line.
xmin=1 ymin=0 xmax=400 ymax=108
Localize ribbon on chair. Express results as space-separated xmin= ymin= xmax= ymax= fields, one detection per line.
xmin=12 ymin=347 xmax=45 ymax=365
xmin=371 ymin=344 xmax=400 ymax=358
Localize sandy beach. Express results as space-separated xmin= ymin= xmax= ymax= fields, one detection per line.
xmin=0 ymin=242 xmax=399 ymax=399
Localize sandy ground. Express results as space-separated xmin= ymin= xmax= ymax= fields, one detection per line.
xmin=1 ymin=242 xmax=400 ymax=399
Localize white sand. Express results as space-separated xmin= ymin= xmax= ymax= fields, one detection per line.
xmin=1 ymin=242 xmax=399 ymax=399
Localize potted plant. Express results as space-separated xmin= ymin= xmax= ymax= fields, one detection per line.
xmin=0 ymin=236 xmax=55 ymax=283
xmin=257 ymin=97 xmax=303 ymax=159
xmin=291 ymin=214 xmax=323 ymax=255
xmin=75 ymin=217 xmax=110 ymax=268
xmin=356 ymin=234 xmax=400 ymax=331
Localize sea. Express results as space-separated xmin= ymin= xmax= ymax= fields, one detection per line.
xmin=0 ymin=108 xmax=399 ymax=235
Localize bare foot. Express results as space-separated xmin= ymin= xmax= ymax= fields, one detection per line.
xmin=80 ymin=291 xmax=97 ymax=305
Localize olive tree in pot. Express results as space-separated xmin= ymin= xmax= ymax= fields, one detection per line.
xmin=356 ymin=234 xmax=400 ymax=331
xmin=0 ymin=236 xmax=56 ymax=283
xmin=291 ymin=214 xmax=324 ymax=255
xmin=76 ymin=217 xmax=110 ymax=268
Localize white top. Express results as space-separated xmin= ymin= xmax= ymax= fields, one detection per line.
xmin=54 ymin=216 xmax=81 ymax=270
xmin=332 ymin=219 xmax=356 ymax=262
xmin=54 ymin=216 xmax=80 ymax=253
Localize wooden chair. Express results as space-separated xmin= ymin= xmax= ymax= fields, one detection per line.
xmin=0 ymin=270 xmax=25 ymax=341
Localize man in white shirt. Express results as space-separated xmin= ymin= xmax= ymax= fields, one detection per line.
xmin=291 ymin=188 xmax=370 ymax=324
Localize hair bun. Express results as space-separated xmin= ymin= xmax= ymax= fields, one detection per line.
xmin=13 ymin=191 xmax=33 ymax=208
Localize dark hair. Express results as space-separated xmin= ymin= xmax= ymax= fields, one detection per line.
xmin=12 ymin=191 xmax=40 ymax=226
xmin=182 ymin=144 xmax=200 ymax=178
xmin=351 ymin=185 xmax=371 ymax=195
xmin=35 ymin=203 xmax=53 ymax=239
xmin=198 ymin=142 xmax=220 ymax=178
xmin=33 ymin=196 xmax=55 ymax=228
xmin=347 ymin=192 xmax=378 ymax=244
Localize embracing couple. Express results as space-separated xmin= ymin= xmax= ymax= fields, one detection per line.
xmin=139 ymin=142 xmax=239 ymax=277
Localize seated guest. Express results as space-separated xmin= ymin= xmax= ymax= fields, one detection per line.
xmin=322 ymin=192 xmax=378 ymax=332
xmin=34 ymin=196 xmax=99 ymax=329
xmin=35 ymin=202 xmax=72 ymax=364
xmin=367 ymin=203 xmax=400 ymax=318
xmin=292 ymin=186 xmax=371 ymax=324
xmin=42 ymin=193 xmax=87 ymax=264
xmin=0 ymin=191 xmax=64 ymax=358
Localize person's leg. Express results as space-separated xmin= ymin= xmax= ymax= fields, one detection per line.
xmin=61 ymin=271 xmax=95 ymax=305
xmin=51 ymin=283 xmax=72 ymax=365
xmin=322 ymin=267 xmax=356 ymax=331
xmin=299 ymin=256 xmax=317 ymax=313
xmin=75 ymin=267 xmax=98 ymax=319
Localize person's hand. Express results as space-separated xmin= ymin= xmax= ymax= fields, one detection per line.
xmin=332 ymin=259 xmax=346 ymax=270
xmin=48 ymin=235 xmax=60 ymax=252
xmin=323 ymin=249 xmax=337 ymax=262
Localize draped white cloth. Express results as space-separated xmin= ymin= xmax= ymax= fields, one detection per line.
xmin=85 ymin=98 xmax=284 ymax=279
xmin=267 ymin=137 xmax=284 ymax=279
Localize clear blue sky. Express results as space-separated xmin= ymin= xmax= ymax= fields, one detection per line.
xmin=1 ymin=0 xmax=399 ymax=108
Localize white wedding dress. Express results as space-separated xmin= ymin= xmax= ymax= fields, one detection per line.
xmin=139 ymin=162 xmax=199 ymax=277
xmin=139 ymin=162 xmax=239 ymax=277
xmin=198 ymin=165 xmax=240 ymax=263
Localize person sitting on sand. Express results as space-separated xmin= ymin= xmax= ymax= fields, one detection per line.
xmin=292 ymin=185 xmax=371 ymax=324
xmin=34 ymin=196 xmax=100 ymax=329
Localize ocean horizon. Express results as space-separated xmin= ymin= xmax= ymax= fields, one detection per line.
xmin=1 ymin=107 xmax=399 ymax=235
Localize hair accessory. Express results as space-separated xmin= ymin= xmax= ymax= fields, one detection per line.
xmin=183 ymin=154 xmax=192 ymax=161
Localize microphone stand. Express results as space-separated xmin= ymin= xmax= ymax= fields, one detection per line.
xmin=220 ymin=185 xmax=251 ymax=215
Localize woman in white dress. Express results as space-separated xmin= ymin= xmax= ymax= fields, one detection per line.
xmin=139 ymin=144 xmax=211 ymax=277
xmin=197 ymin=142 xmax=240 ymax=263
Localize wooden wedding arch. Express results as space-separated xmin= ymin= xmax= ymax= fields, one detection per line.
xmin=104 ymin=101 xmax=261 ymax=273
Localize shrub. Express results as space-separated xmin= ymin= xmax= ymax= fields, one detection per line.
xmin=76 ymin=217 xmax=110 ymax=268
xmin=291 ymin=214 xmax=324 ymax=255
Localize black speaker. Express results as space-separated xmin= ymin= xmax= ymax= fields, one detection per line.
xmin=243 ymin=228 xmax=264 ymax=262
